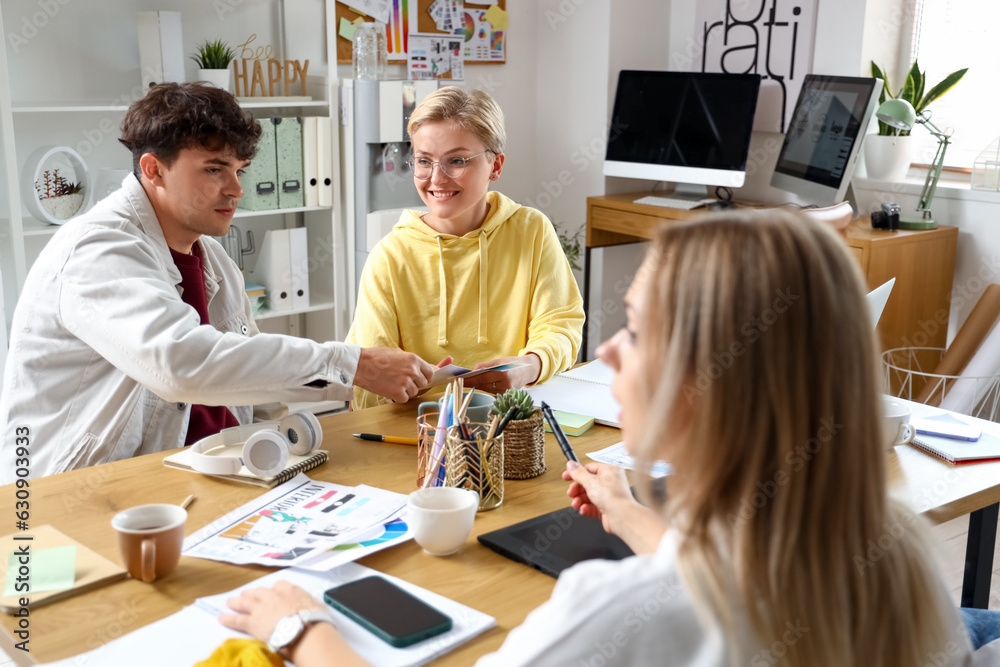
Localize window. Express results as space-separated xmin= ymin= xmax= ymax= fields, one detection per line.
xmin=909 ymin=0 xmax=999 ymax=169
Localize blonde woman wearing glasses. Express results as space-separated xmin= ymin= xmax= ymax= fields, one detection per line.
xmin=346 ymin=87 xmax=584 ymax=409
xmin=222 ymin=212 xmax=983 ymax=665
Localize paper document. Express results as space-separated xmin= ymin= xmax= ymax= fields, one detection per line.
xmin=587 ymin=442 xmax=671 ymax=478
xmin=424 ymin=360 xmax=530 ymax=389
xmin=41 ymin=564 xmax=495 ymax=667
xmin=183 ymin=475 xmax=412 ymax=568
xmin=525 ymin=360 xmax=621 ymax=427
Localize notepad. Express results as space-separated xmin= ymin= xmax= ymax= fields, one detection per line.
xmin=163 ymin=447 xmax=329 ymax=487
xmin=908 ymin=413 xmax=1000 ymax=464
xmin=0 ymin=524 xmax=126 ymax=613
xmin=526 ymin=360 xmax=621 ymax=427
xmin=543 ymin=410 xmax=595 ymax=436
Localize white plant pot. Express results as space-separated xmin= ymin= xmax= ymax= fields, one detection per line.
xmin=198 ymin=68 xmax=232 ymax=92
xmin=864 ymin=134 xmax=913 ymax=181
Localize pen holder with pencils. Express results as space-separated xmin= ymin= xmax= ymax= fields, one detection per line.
xmin=416 ymin=412 xmax=442 ymax=489
xmin=444 ymin=422 xmax=504 ymax=511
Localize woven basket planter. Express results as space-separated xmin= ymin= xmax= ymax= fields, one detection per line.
xmin=502 ymin=408 xmax=546 ymax=479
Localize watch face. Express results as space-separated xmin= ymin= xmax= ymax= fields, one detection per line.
xmin=270 ymin=614 xmax=304 ymax=649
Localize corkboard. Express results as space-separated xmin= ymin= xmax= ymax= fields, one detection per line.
xmin=334 ymin=0 xmax=506 ymax=65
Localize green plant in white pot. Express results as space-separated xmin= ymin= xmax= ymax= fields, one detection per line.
xmin=864 ymin=60 xmax=967 ymax=181
xmin=191 ymin=39 xmax=237 ymax=92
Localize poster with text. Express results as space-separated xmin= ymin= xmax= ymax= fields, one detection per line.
xmin=695 ymin=0 xmax=817 ymax=132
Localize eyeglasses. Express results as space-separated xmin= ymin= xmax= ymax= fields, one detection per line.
xmin=406 ymin=150 xmax=493 ymax=180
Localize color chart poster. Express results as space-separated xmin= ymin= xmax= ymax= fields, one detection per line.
xmin=695 ymin=0 xmax=817 ymax=131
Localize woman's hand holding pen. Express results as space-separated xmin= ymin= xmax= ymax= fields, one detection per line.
xmin=469 ymin=353 xmax=541 ymax=393
xmin=563 ymin=462 xmax=667 ymax=555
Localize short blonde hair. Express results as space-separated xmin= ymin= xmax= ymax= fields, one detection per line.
xmin=407 ymin=86 xmax=506 ymax=154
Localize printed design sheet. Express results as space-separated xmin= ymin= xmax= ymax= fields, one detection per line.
xmin=183 ymin=474 xmax=411 ymax=567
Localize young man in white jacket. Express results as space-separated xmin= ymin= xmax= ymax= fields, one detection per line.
xmin=0 ymin=82 xmax=435 ymax=480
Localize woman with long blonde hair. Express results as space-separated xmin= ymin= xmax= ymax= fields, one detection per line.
xmin=219 ymin=211 xmax=975 ymax=666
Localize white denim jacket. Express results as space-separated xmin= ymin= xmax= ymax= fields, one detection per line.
xmin=0 ymin=175 xmax=359 ymax=480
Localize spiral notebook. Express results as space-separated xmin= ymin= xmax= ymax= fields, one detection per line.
xmin=525 ymin=360 xmax=621 ymax=427
xmin=163 ymin=448 xmax=329 ymax=487
xmin=908 ymin=413 xmax=1000 ymax=465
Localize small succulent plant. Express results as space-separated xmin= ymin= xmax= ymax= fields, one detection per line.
xmin=191 ymin=39 xmax=237 ymax=70
xmin=491 ymin=388 xmax=535 ymax=421
xmin=35 ymin=169 xmax=83 ymax=199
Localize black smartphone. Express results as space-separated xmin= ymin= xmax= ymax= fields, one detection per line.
xmin=322 ymin=576 xmax=453 ymax=648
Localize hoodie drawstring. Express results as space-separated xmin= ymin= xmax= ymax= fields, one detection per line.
xmin=478 ymin=232 xmax=489 ymax=343
xmin=435 ymin=232 xmax=491 ymax=347
xmin=436 ymin=235 xmax=448 ymax=346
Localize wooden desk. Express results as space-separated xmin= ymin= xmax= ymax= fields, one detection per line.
xmin=583 ymin=193 xmax=958 ymax=360
xmin=5 ymin=399 xmax=1000 ymax=662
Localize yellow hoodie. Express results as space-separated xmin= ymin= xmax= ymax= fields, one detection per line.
xmin=347 ymin=191 xmax=584 ymax=409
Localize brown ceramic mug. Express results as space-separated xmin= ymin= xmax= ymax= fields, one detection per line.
xmin=111 ymin=504 xmax=187 ymax=583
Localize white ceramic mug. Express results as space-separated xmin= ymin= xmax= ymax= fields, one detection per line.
xmin=406 ymin=487 xmax=479 ymax=556
xmin=111 ymin=504 xmax=187 ymax=583
xmin=882 ymin=397 xmax=915 ymax=450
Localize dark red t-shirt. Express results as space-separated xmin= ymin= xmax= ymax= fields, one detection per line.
xmin=170 ymin=245 xmax=240 ymax=446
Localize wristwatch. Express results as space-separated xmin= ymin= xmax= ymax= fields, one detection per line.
xmin=267 ymin=609 xmax=337 ymax=653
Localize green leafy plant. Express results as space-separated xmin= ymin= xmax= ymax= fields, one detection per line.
xmin=870 ymin=60 xmax=968 ymax=136
xmin=491 ymin=389 xmax=535 ymax=421
xmin=191 ymin=39 xmax=237 ymax=70
xmin=552 ymin=221 xmax=582 ymax=271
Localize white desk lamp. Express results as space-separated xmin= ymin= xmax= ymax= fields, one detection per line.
xmin=875 ymin=98 xmax=952 ymax=230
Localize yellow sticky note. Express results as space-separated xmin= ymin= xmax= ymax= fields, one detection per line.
xmin=339 ymin=17 xmax=356 ymax=41
xmin=484 ymin=5 xmax=508 ymax=30
xmin=353 ymin=16 xmax=366 ymax=24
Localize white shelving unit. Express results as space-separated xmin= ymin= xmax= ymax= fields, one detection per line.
xmin=0 ymin=0 xmax=352 ymax=382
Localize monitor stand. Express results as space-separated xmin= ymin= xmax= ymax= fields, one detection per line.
xmin=668 ymin=183 xmax=711 ymax=202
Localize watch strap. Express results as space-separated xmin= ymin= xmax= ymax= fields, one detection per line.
xmin=267 ymin=609 xmax=336 ymax=654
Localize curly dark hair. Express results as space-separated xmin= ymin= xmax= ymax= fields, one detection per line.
xmin=119 ymin=82 xmax=262 ymax=177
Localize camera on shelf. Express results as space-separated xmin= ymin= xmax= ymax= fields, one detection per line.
xmin=871 ymin=202 xmax=900 ymax=231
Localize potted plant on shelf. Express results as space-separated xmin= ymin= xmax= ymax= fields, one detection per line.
xmin=35 ymin=168 xmax=84 ymax=221
xmin=492 ymin=389 xmax=546 ymax=479
xmin=864 ymin=60 xmax=967 ymax=181
xmin=191 ymin=39 xmax=237 ymax=92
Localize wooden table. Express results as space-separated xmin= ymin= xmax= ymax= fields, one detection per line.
xmin=5 ymin=398 xmax=1000 ymax=663
xmin=583 ymin=193 xmax=958 ymax=361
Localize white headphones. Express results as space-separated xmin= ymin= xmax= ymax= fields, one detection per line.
xmin=189 ymin=412 xmax=323 ymax=479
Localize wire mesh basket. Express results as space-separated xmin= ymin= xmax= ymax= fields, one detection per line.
xmin=882 ymin=347 xmax=1000 ymax=422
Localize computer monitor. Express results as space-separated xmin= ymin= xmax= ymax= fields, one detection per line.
xmin=770 ymin=74 xmax=883 ymax=206
xmin=603 ymin=70 xmax=761 ymax=193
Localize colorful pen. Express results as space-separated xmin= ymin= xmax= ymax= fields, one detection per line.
xmin=352 ymin=433 xmax=419 ymax=446
xmin=540 ymin=401 xmax=580 ymax=463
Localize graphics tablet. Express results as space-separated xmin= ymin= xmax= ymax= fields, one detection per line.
xmin=478 ymin=507 xmax=634 ymax=578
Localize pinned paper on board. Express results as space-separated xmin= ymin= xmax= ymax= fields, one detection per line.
xmin=484 ymin=5 xmax=508 ymax=30
xmin=339 ymin=17 xmax=357 ymax=41
xmin=408 ymin=33 xmax=464 ymax=80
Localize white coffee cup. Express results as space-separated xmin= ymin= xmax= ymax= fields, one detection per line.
xmin=882 ymin=397 xmax=915 ymax=450
xmin=406 ymin=487 xmax=479 ymax=556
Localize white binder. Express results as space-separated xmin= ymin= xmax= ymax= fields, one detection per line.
xmin=317 ymin=116 xmax=334 ymax=207
xmin=250 ymin=229 xmax=293 ymax=313
xmin=136 ymin=11 xmax=185 ymax=89
xmin=302 ymin=117 xmax=319 ymax=207
xmin=288 ymin=227 xmax=310 ymax=310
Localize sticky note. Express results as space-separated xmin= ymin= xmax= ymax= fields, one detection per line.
xmin=484 ymin=5 xmax=509 ymax=30
xmin=339 ymin=17 xmax=357 ymax=41
xmin=4 ymin=545 xmax=76 ymax=597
